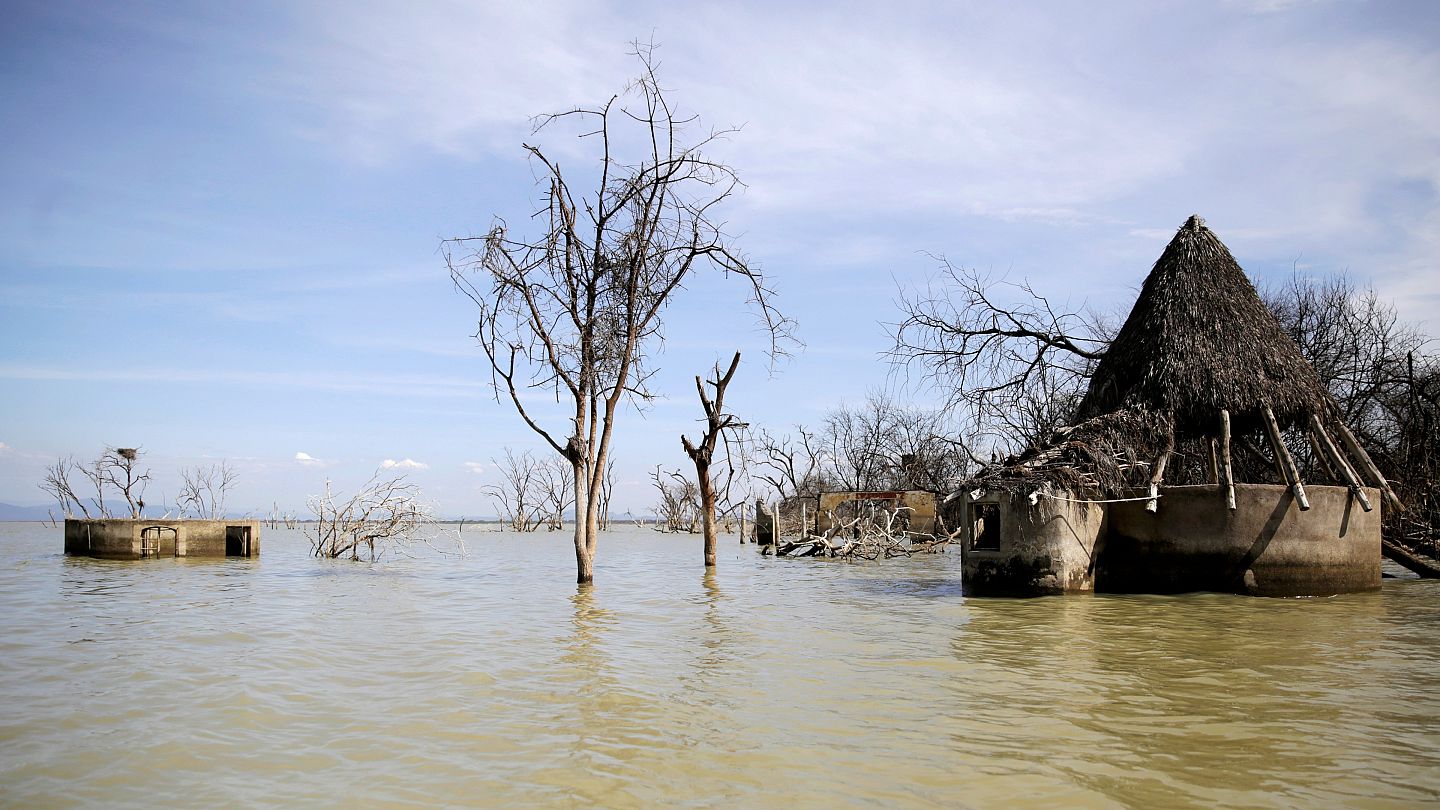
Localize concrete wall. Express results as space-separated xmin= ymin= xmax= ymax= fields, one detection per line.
xmin=1099 ymin=483 xmax=1379 ymax=597
xmin=815 ymin=490 xmax=938 ymax=535
xmin=959 ymin=489 xmax=1106 ymax=596
xmin=64 ymin=519 xmax=261 ymax=560
xmin=957 ymin=483 xmax=1380 ymax=597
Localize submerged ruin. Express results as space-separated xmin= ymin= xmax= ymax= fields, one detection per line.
xmin=64 ymin=518 xmax=260 ymax=560
xmin=957 ymin=215 xmax=1398 ymax=597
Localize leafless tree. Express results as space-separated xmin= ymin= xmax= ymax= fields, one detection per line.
xmin=1262 ymin=273 xmax=1437 ymax=556
xmin=597 ymin=458 xmax=616 ymax=531
xmin=540 ymin=455 xmax=574 ymax=531
xmin=176 ymin=461 xmax=237 ymax=519
xmin=888 ymin=259 xmax=1107 ymax=446
xmin=39 ymin=457 xmax=91 ymax=518
xmin=651 ymin=465 xmax=699 ymax=533
xmin=96 ymin=447 xmax=151 ymax=518
xmin=445 ymin=44 xmax=792 ymax=583
xmin=682 ymin=351 xmax=747 ymax=566
xmin=306 ymin=473 xmax=451 ymax=561
xmin=753 ymin=392 xmax=969 ymax=501
xmin=752 ymin=425 xmax=830 ymax=501
xmin=485 ymin=448 xmax=547 ymax=532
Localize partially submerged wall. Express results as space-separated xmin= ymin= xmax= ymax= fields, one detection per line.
xmin=815 ymin=490 xmax=938 ymax=535
xmin=64 ymin=519 xmax=261 ymax=560
xmin=1100 ymin=483 xmax=1379 ymax=596
xmin=958 ymin=483 xmax=1379 ymax=597
xmin=959 ymin=489 xmax=1106 ymax=596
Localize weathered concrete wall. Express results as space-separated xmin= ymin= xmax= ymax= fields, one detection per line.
xmin=959 ymin=489 xmax=1106 ymax=596
xmin=1099 ymin=483 xmax=1379 ymax=597
xmin=63 ymin=519 xmax=261 ymax=560
xmin=957 ymin=483 xmax=1379 ymax=598
xmin=815 ymin=490 xmax=938 ymax=535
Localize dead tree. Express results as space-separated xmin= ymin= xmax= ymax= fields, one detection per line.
xmin=176 ymin=461 xmax=237 ymax=519
xmin=597 ymin=458 xmax=616 ymax=531
xmin=540 ymin=455 xmax=574 ymax=530
xmin=445 ymin=43 xmax=792 ymax=583
xmin=651 ymin=466 xmax=699 ymax=533
xmin=484 ymin=448 xmax=546 ymax=532
xmin=887 ymin=259 xmax=1107 ymax=449
xmin=306 ymin=473 xmax=449 ymax=561
xmin=753 ymin=425 xmax=829 ymax=502
xmin=96 ymin=447 xmax=151 ymax=518
xmin=39 ymin=457 xmax=91 ymax=518
xmin=682 ymin=352 xmax=745 ymax=567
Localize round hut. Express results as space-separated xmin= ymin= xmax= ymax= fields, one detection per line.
xmin=959 ymin=216 xmax=1397 ymax=597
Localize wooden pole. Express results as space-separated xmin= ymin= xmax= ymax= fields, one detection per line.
xmin=1208 ymin=439 xmax=1220 ymax=485
xmin=740 ymin=499 xmax=748 ymax=544
xmin=1306 ymin=429 xmax=1336 ymax=481
xmin=1220 ymin=410 xmax=1236 ymax=511
xmin=1332 ymin=419 xmax=1404 ymax=514
xmin=1146 ymin=431 xmax=1174 ymax=513
xmin=1262 ymin=405 xmax=1310 ymax=511
xmin=1310 ymin=415 xmax=1372 ymax=513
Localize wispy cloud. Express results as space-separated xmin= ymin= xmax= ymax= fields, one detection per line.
xmin=0 ymin=364 xmax=488 ymax=399
xmin=295 ymin=452 xmax=329 ymax=467
xmin=380 ymin=458 xmax=428 ymax=470
xmin=463 ymin=462 xmax=485 ymax=475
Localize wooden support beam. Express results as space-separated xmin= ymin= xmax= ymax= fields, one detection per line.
xmin=1310 ymin=415 xmax=1372 ymax=513
xmin=1306 ymin=430 xmax=1336 ymax=481
xmin=1208 ymin=439 xmax=1220 ymax=485
xmin=1332 ymin=419 xmax=1405 ymax=514
xmin=1262 ymin=405 xmax=1310 ymax=511
xmin=1220 ymin=410 xmax=1236 ymax=511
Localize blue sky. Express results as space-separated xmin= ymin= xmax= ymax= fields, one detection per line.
xmin=2 ymin=0 xmax=1437 ymax=516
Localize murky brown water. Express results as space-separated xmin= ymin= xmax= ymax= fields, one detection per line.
xmin=1 ymin=522 xmax=1437 ymax=808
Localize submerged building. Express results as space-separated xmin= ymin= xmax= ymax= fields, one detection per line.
xmin=65 ymin=518 xmax=260 ymax=560
xmin=958 ymin=216 xmax=1398 ymax=597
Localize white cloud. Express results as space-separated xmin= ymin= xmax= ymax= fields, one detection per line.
xmin=295 ymin=452 xmax=325 ymax=467
xmin=381 ymin=458 xmax=428 ymax=470
xmin=463 ymin=462 xmax=485 ymax=475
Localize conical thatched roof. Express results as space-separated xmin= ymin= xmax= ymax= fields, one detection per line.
xmin=1076 ymin=215 xmax=1328 ymax=433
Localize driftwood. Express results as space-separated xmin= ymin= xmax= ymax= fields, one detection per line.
xmin=1382 ymin=538 xmax=1440 ymax=578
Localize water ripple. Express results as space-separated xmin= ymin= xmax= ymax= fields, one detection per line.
xmin=1 ymin=523 xmax=1437 ymax=807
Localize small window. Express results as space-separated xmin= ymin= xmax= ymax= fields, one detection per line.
xmin=970 ymin=503 xmax=1001 ymax=551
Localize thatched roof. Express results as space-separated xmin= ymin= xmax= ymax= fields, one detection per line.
xmin=1075 ymin=215 xmax=1328 ymax=434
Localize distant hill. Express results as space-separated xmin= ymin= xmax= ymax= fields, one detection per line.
xmin=0 ymin=502 xmax=59 ymax=521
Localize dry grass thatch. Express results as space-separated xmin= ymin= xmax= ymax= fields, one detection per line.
xmin=1076 ymin=215 xmax=1329 ymax=436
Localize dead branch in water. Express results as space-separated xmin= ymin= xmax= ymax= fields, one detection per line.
xmin=766 ymin=505 xmax=960 ymax=561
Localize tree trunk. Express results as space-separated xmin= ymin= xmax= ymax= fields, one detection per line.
xmin=698 ymin=460 xmax=717 ymax=567
xmin=571 ymin=457 xmax=592 ymax=584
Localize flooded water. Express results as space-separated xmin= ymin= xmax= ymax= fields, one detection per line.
xmin=1 ymin=522 xmax=1438 ymax=808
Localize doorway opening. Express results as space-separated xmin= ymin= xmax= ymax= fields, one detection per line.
xmin=225 ymin=525 xmax=251 ymax=557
